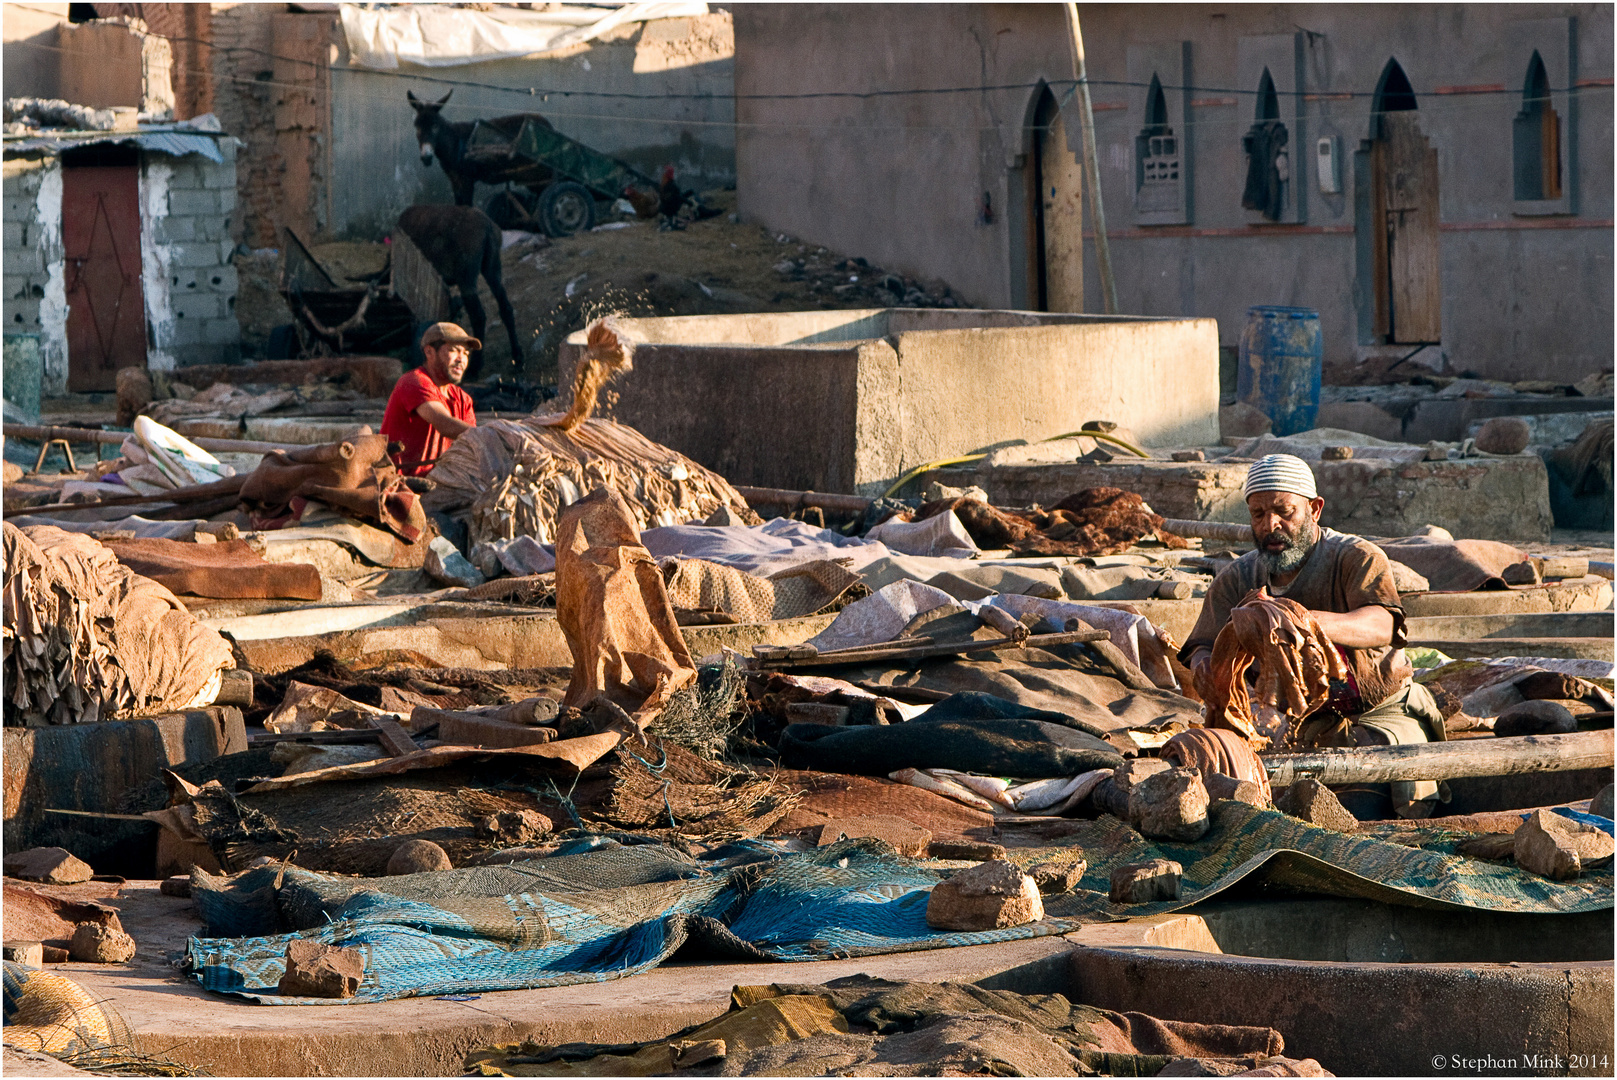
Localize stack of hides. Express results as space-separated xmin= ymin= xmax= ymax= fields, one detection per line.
xmin=2 ymin=524 xmax=234 ymax=724
xmin=239 ymin=433 xmax=425 ymax=543
xmin=915 ymin=489 xmax=1188 ymax=558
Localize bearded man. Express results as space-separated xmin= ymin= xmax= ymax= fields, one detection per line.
xmin=1179 ymin=453 xmax=1446 ymax=817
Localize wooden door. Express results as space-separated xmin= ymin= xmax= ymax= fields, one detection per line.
xmin=63 ymin=165 xmax=146 ymax=392
xmin=1039 ymin=111 xmax=1085 ymax=312
xmin=1372 ymin=113 xmax=1441 ymax=343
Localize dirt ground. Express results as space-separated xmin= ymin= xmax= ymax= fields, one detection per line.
xmin=232 ymin=190 xmax=959 ymax=385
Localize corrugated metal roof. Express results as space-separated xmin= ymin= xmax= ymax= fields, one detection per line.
xmin=2 ymin=129 xmax=229 ymax=162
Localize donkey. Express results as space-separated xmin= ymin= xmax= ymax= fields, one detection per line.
xmin=396 ymin=204 xmax=522 ymax=381
xmin=408 ymin=89 xmax=554 ymax=207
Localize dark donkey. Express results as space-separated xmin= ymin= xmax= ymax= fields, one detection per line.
xmin=408 ymin=89 xmax=553 ymax=206
xmin=396 ymin=204 xmax=522 ymax=381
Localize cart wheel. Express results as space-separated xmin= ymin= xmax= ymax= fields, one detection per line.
xmin=537 ymin=181 xmax=595 ymax=237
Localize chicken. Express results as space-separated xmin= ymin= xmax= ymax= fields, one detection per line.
xmin=657 ymin=165 xmax=685 ymax=220
xmin=621 ymin=184 xmax=661 ymax=219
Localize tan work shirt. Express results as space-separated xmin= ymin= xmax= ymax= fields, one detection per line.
xmin=1180 ymin=527 xmax=1413 ymax=712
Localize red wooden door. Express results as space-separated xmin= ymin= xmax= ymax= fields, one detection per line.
xmin=63 ymin=165 xmax=146 ymax=392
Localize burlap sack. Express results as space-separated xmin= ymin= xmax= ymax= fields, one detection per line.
xmin=554 ymin=488 xmax=696 ymax=728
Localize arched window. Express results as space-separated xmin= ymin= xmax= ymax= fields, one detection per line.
xmin=1242 ymin=67 xmax=1289 ymax=220
xmin=1134 ymin=74 xmax=1180 ymax=213
xmin=1513 ymin=51 xmax=1562 ymax=201
xmin=1373 ymin=59 xmax=1418 ymax=115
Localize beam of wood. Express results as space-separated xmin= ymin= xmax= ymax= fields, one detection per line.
xmin=3 ymin=423 xmax=300 ymax=456
xmin=1063 ymin=1 xmax=1118 ymax=314
xmin=1161 ymin=519 xmax=1254 ymax=544
xmin=248 ymin=730 xmax=384 ymax=746
xmin=1264 ymin=729 xmax=1612 ymax=786
xmin=732 ymin=486 xmax=877 ymax=514
xmin=367 ymin=714 xmax=421 ymax=757
xmin=1065 ymin=618 xmax=1158 ymax=692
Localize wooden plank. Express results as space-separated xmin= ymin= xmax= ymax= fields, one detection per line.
xmin=1265 ymin=729 xmax=1612 ymax=786
xmin=1383 ymin=113 xmax=1442 ymax=343
xmin=391 ymin=230 xmax=453 ymax=323
xmin=1040 ymin=103 xmax=1085 ymax=313
xmin=366 ymin=714 xmax=420 ymax=757
xmin=752 ymin=629 xmax=1108 ymax=670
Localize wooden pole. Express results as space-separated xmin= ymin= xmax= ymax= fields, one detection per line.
xmin=3 ymin=423 xmax=299 ymax=456
xmin=1264 ymin=729 xmax=1612 ymax=786
xmin=1063 ymin=2 xmax=1118 ymax=315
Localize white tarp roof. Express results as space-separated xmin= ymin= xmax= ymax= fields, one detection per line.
xmin=339 ymin=2 xmax=710 ymax=70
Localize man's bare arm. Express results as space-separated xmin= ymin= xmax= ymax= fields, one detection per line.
xmin=415 ymin=400 xmax=472 ymax=439
xmin=1310 ymin=604 xmax=1395 ymax=649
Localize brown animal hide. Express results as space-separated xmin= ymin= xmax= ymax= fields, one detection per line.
xmin=915 ymin=489 xmax=1186 ymax=558
xmin=238 ymin=434 xmax=425 ymax=542
xmin=554 ymin=487 xmax=697 ymax=730
xmin=916 ymin=498 xmax=1038 ymax=548
xmin=550 ymin=316 xmax=634 ymax=434
xmin=1199 ymin=590 xmax=1347 ymax=750
xmin=1161 ymin=727 xmax=1273 ymax=804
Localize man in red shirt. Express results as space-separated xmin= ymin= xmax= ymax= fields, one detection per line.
xmin=382 ymin=322 xmax=479 ymax=476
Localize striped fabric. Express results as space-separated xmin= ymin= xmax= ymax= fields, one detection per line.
xmin=1243 ymin=453 xmax=1319 ymax=500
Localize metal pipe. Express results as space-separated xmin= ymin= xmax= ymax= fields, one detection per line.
xmin=1264 ymin=729 xmax=1612 ymax=786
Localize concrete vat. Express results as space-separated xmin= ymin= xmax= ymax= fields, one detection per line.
xmin=1070 ymin=898 xmax=1614 ymax=1076
xmin=560 ymin=308 xmax=1220 ymax=496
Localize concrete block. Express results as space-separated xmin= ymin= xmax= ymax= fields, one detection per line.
xmin=157 ymin=215 xmax=197 ymax=242
xmin=3 ymin=847 xmax=93 ymax=884
xmin=201 ymin=163 xmax=236 ymax=189
xmin=5 ymin=248 xmax=44 ymax=275
xmin=926 ymin=859 xmax=1044 ymax=930
xmin=217 ymin=187 xmax=237 ymax=213
xmin=167 ymin=190 xmax=218 ymax=216
xmin=2 ymin=220 xmax=26 ymax=248
xmin=202 ymin=318 xmax=242 ymax=346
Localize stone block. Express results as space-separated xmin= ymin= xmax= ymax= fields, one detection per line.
xmin=386 ymin=839 xmax=452 ymax=875
xmin=1204 ymin=772 xmax=1267 ymax=808
xmin=477 ymin=810 xmax=551 ymax=843
xmin=1129 ymin=767 xmax=1210 ymax=841
xmin=1493 ymin=700 xmax=1577 ymax=738
xmin=926 ymin=840 xmax=1005 ymax=861
xmin=69 ymin=920 xmax=136 ymax=963
xmin=3 ymin=941 xmax=43 ymax=966
xmin=277 ymin=939 xmax=363 ymax=999
xmin=1109 ymin=858 xmax=1182 ymax=903
xmin=815 ymin=815 xmax=931 ymax=857
xmin=1028 ymin=857 xmax=1087 ymax=894
xmin=925 ymin=859 xmax=1044 ymax=930
xmin=1113 ymin=757 xmax=1171 ymax=791
xmin=1274 ymin=779 xmax=1359 ymax=832
xmin=160 ymin=875 xmax=192 ymax=898
xmin=1475 ymin=416 xmax=1531 ymax=455
xmin=1514 ymin=809 xmax=1614 ymax=880
xmin=1592 ymin=783 xmax=1613 ymax=820
xmin=4 ymin=847 xmax=94 ymax=884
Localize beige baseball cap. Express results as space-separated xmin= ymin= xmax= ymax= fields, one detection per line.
xmin=420 ymin=322 xmax=481 ymax=350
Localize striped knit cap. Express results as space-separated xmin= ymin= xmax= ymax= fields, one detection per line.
xmin=1243 ymin=454 xmax=1318 ymax=501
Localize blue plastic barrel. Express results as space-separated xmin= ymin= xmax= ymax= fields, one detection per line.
xmin=1237 ymin=306 xmax=1322 ymax=437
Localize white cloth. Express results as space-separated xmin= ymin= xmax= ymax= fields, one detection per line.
xmin=340 ymin=2 xmax=709 ymax=69
xmin=864 ymin=510 xmax=979 ymax=558
xmin=640 ymin=518 xmax=891 ymax=578
xmin=800 ymin=578 xmax=1174 ymax=688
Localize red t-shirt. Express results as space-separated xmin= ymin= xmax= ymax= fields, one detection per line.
xmin=380 ymin=369 xmax=476 ymax=476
